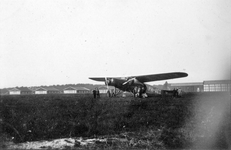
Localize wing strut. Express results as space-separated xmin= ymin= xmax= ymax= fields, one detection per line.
xmin=105 ymin=77 xmax=110 ymax=97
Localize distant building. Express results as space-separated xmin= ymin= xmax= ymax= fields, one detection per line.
xmin=203 ymin=80 xmax=231 ymax=92
xmin=1 ymin=87 xmax=34 ymax=95
xmin=75 ymin=87 xmax=90 ymax=94
xmin=44 ymin=87 xmax=60 ymax=94
xmin=18 ymin=87 xmax=34 ymax=95
xmin=8 ymin=88 xmax=21 ymax=95
xmin=35 ymin=87 xmax=60 ymax=94
xmin=162 ymin=81 xmax=171 ymax=90
xmin=169 ymin=80 xmax=231 ymax=93
xmin=63 ymin=86 xmax=90 ymax=94
xmin=98 ymin=86 xmax=115 ymax=94
xmin=63 ymin=87 xmax=76 ymax=94
xmin=35 ymin=87 xmax=47 ymax=94
xmin=0 ymin=89 xmax=9 ymax=95
xmin=169 ymin=82 xmax=203 ymax=92
xmin=54 ymin=86 xmax=66 ymax=94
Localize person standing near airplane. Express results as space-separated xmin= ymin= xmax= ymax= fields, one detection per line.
xmin=93 ymin=88 xmax=97 ymax=98
xmin=96 ymin=88 xmax=100 ymax=98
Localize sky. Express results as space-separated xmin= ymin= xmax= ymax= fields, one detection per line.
xmin=0 ymin=0 xmax=231 ymax=88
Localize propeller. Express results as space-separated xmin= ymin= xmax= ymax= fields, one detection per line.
xmin=123 ymin=77 xmax=136 ymax=85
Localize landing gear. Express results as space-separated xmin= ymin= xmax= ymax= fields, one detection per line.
xmin=133 ymin=86 xmax=148 ymax=98
xmin=107 ymin=89 xmax=116 ymax=97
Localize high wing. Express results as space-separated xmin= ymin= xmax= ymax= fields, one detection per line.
xmin=89 ymin=72 xmax=188 ymax=83
xmin=130 ymin=72 xmax=188 ymax=83
xmin=89 ymin=77 xmax=127 ymax=83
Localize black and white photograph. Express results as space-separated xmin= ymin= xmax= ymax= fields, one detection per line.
xmin=0 ymin=0 xmax=230 ymax=149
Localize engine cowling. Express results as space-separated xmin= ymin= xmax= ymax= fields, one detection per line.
xmin=105 ymin=78 xmax=115 ymax=86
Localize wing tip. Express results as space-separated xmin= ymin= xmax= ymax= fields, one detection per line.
xmin=173 ymin=72 xmax=188 ymax=78
xmin=89 ymin=77 xmax=105 ymax=82
xmin=180 ymin=72 xmax=188 ymax=77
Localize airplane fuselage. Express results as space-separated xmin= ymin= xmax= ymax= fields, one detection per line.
xmin=105 ymin=78 xmax=156 ymax=97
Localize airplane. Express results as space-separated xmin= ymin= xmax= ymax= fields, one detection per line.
xmin=89 ymin=72 xmax=188 ymax=98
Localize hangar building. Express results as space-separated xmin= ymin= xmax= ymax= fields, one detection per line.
xmin=169 ymin=80 xmax=231 ymax=92
xmin=169 ymin=82 xmax=203 ymax=92
xmin=203 ymin=80 xmax=230 ymax=92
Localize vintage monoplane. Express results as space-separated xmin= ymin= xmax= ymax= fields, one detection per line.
xmin=89 ymin=72 xmax=188 ymax=97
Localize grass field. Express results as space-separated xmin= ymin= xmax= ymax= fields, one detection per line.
xmin=0 ymin=92 xmax=230 ymax=149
